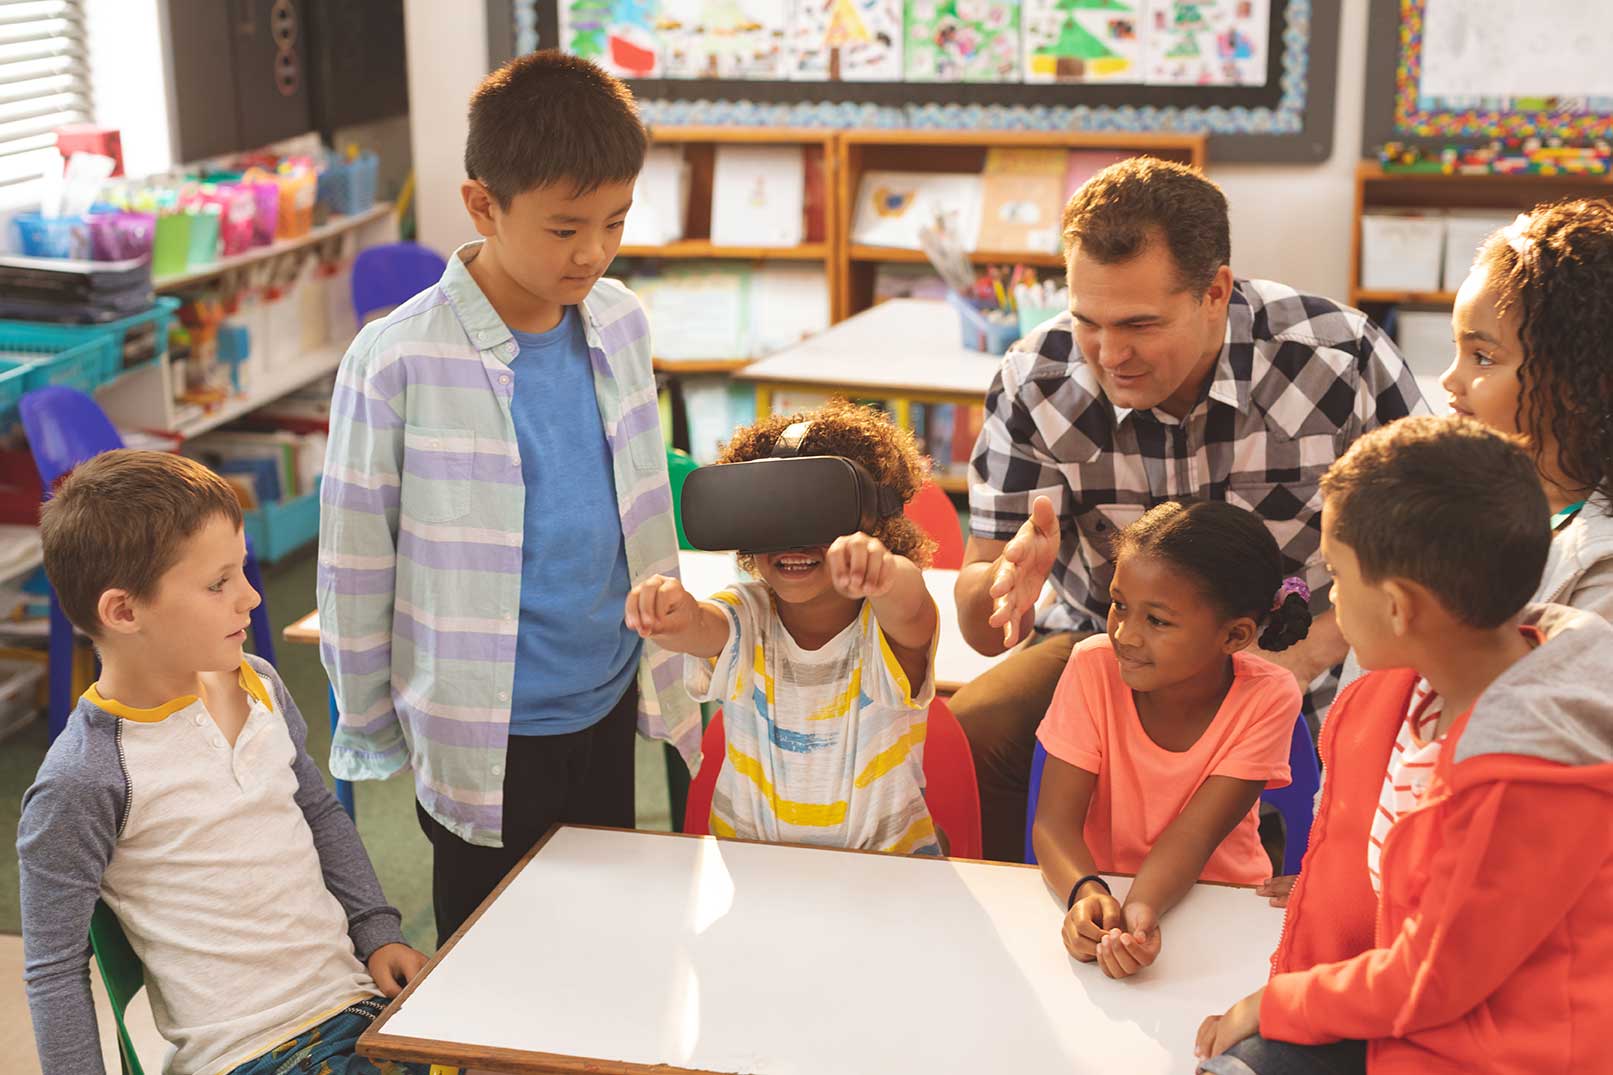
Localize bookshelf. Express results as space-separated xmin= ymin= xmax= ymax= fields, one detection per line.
xmin=1349 ymin=162 xmax=1613 ymax=310
xmin=835 ymin=129 xmax=1207 ymax=318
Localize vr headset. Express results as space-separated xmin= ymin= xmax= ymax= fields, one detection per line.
xmin=680 ymin=421 xmax=903 ymax=553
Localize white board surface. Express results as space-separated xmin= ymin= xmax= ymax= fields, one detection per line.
xmin=375 ymin=826 xmax=1282 ymax=1074
xmin=1420 ymin=0 xmax=1613 ymax=99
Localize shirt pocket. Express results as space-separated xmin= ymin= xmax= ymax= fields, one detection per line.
xmin=1072 ymin=502 xmax=1146 ymax=594
xmin=1225 ymin=479 xmax=1323 ymax=580
xmin=400 ymin=425 xmax=475 ymax=524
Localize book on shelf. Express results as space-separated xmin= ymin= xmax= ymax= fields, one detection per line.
xmin=977 ymin=148 xmax=1066 ymax=254
xmin=851 ymin=171 xmax=984 ymax=252
xmin=622 ymin=146 xmax=689 ymax=248
xmin=710 ymin=145 xmax=806 ymax=249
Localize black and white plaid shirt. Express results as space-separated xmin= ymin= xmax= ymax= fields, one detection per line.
xmin=969 ymin=278 xmax=1429 ymax=709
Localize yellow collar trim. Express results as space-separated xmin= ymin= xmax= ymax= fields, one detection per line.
xmin=86 ymin=663 xmax=276 ymax=723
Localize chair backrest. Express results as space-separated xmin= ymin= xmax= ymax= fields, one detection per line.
xmin=19 ymin=386 xmax=124 ymax=487
xmin=922 ymin=696 xmax=982 ymax=859
xmin=682 ymin=709 xmax=727 ymax=836
xmin=90 ymin=900 xmax=146 ymax=1075
xmin=1024 ymin=741 xmax=1048 ymax=864
xmin=682 ymin=702 xmax=983 ymax=861
xmin=1260 ymin=714 xmax=1322 ymax=875
xmin=666 ymin=448 xmax=700 ymax=551
xmin=905 ymin=482 xmax=965 ymax=570
xmin=350 ymin=242 xmax=448 ymax=323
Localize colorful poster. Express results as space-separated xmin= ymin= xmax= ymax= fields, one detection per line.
xmin=1023 ymin=0 xmax=1147 ymax=85
xmin=1142 ymin=0 xmax=1269 ymax=87
xmin=659 ymin=0 xmax=791 ymax=79
xmin=904 ymin=0 xmax=1022 ymax=84
xmin=560 ymin=0 xmax=666 ymax=78
xmin=789 ymin=0 xmax=905 ymax=82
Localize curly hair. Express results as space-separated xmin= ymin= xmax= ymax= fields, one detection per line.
xmin=1473 ymin=198 xmax=1613 ymax=502
xmin=717 ymin=399 xmax=936 ymax=570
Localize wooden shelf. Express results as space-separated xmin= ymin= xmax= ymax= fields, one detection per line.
xmin=653 ymin=358 xmax=752 ymax=374
xmin=838 ymin=129 xmax=1207 ymax=158
xmin=154 ymin=203 xmax=393 ymax=291
xmin=1352 ymin=289 xmax=1457 ymax=306
xmin=848 ymin=245 xmax=1065 ymax=268
xmin=618 ymin=241 xmax=829 ymax=261
xmin=936 ymin=474 xmax=969 ymax=495
xmin=646 ymin=126 xmax=837 ymax=146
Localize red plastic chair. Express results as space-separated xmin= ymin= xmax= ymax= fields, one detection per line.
xmin=905 ymin=482 xmax=965 ymax=570
xmin=682 ymin=698 xmax=983 ymax=860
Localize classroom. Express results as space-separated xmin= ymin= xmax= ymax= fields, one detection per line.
xmin=3 ymin=1 xmax=1612 ymax=1073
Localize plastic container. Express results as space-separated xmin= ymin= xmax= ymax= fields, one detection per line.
xmin=152 ymin=212 xmax=192 ymax=277
xmin=250 ymin=181 xmax=280 ymax=245
xmin=186 ymin=207 xmax=221 ymax=267
xmin=0 ymin=361 xmax=35 ymax=426
xmin=1017 ymin=302 xmax=1066 ymax=337
xmin=0 ymin=655 xmax=46 ymax=741
xmin=241 ymin=477 xmax=322 ymax=562
xmin=0 ymin=296 xmax=181 ymax=377
xmin=318 ymin=152 xmax=379 ymax=216
xmin=946 ymin=291 xmax=1020 ymax=355
xmin=276 ymin=171 xmax=317 ymax=239
xmin=13 ymin=213 xmax=92 ymax=259
xmin=88 ymin=210 xmax=157 ymax=261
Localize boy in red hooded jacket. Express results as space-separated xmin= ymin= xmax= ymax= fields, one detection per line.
xmin=1196 ymin=417 xmax=1613 ymax=1075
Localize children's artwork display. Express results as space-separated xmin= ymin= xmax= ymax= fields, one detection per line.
xmin=904 ymin=0 xmax=1021 ymax=83
xmin=1023 ymin=0 xmax=1146 ymax=85
xmin=557 ymin=0 xmax=1272 ymax=87
xmin=1143 ymin=0 xmax=1270 ymax=87
xmin=789 ymin=0 xmax=905 ymax=82
xmin=660 ymin=0 xmax=792 ymax=79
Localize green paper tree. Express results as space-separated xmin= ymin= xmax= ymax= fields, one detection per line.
xmin=1040 ymin=0 xmax=1117 ymax=64
xmin=1164 ymin=31 xmax=1200 ymax=58
xmin=1173 ymin=1 xmax=1208 ymax=28
xmin=1071 ymin=0 xmax=1131 ymax=9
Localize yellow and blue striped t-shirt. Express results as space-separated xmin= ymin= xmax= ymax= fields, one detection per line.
xmin=688 ymin=580 xmax=939 ymax=855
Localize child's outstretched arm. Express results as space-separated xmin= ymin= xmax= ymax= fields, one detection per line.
xmin=1032 ymin=754 xmax=1123 ymax=967
xmin=1103 ymin=775 xmax=1264 ymax=980
xmin=826 ymin=531 xmax=938 ymax=691
xmin=625 ymin=574 xmax=731 ymax=658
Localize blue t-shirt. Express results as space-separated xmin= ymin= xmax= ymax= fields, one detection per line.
xmin=507 ymin=307 xmax=641 ymax=735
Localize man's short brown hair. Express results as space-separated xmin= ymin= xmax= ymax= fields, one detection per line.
xmin=39 ymin=450 xmax=244 ymax=637
xmin=1320 ymin=417 xmax=1550 ymax=629
xmin=465 ymin=49 xmax=647 ymax=208
xmin=1060 ymin=156 xmax=1230 ymax=295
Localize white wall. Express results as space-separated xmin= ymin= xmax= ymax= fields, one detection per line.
xmin=403 ymin=0 xmax=489 ymax=255
xmin=400 ymin=0 xmax=1370 ymax=300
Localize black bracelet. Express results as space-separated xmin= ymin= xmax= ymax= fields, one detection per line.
xmin=1067 ymin=874 xmax=1111 ymax=910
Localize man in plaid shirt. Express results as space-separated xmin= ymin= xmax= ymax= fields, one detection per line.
xmin=954 ymin=159 xmax=1428 ymax=861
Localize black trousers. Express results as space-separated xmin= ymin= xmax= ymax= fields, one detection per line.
xmin=415 ymin=682 xmax=638 ymax=947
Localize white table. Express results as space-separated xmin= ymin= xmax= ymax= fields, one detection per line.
xmin=733 ymin=299 xmax=1002 ymax=425
xmin=679 ymin=549 xmax=1012 ymax=695
xmin=290 ymin=552 xmax=1017 ymax=696
xmin=360 ymin=826 xmax=1282 ymax=1074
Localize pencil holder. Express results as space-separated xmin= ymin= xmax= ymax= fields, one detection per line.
xmin=1017 ymin=303 xmax=1065 ymax=337
xmin=318 ymin=152 xmax=379 ymax=216
xmin=946 ymin=291 xmax=1020 ymax=355
xmin=87 ymin=210 xmax=156 ymax=262
xmin=13 ymin=212 xmax=91 ymax=259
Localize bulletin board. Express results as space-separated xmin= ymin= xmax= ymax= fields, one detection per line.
xmin=494 ymin=1 xmax=1341 ymax=163
xmin=1363 ymin=0 xmax=1613 ymax=151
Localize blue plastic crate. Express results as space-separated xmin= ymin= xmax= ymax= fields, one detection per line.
xmin=0 ymin=361 xmax=36 ymax=427
xmin=0 ymin=327 xmax=118 ymax=398
xmin=318 ymin=152 xmax=379 ymax=216
xmin=0 ymin=296 xmax=181 ymax=379
xmin=242 ymin=478 xmax=322 ymax=563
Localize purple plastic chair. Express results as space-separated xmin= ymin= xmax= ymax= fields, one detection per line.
xmin=351 ymin=242 xmax=447 ymax=322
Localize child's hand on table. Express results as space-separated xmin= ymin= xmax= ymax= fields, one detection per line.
xmin=1095 ymin=901 xmax=1163 ymax=980
xmin=1256 ymin=874 xmax=1295 ymax=907
xmin=625 ymin=575 xmax=698 ymax=639
xmin=827 ymin=532 xmax=903 ymax=599
xmin=367 ymin=942 xmax=428 ymax=998
xmin=1195 ymin=987 xmax=1264 ymax=1063
xmin=1062 ymin=886 xmax=1123 ymax=963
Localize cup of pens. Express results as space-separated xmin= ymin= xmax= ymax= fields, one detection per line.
xmin=947 ymin=291 xmax=1020 ymax=355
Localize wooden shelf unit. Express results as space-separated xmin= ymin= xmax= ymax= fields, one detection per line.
xmin=611 ymin=125 xmax=838 ymax=291
xmin=1349 ymin=162 xmax=1613 ymax=309
xmin=835 ymin=129 xmax=1207 ymax=318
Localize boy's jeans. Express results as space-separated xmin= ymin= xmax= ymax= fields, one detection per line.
xmin=224 ymin=997 xmax=431 ymax=1075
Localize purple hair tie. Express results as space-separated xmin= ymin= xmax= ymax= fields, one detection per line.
xmin=1272 ymin=576 xmax=1310 ymax=611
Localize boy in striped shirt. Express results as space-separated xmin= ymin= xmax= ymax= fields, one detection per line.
xmin=318 ymin=51 xmax=697 ymax=944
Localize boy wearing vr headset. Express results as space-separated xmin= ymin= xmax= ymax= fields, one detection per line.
xmin=626 ymin=402 xmax=945 ymax=854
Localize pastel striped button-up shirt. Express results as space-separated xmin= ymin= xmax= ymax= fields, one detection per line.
xmin=318 ymin=242 xmax=699 ymax=847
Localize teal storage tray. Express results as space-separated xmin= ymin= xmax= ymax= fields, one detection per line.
xmin=0 ymin=296 xmax=181 ymax=377
xmin=0 ymin=361 xmax=34 ymax=427
xmin=242 ymin=478 xmax=322 ymax=563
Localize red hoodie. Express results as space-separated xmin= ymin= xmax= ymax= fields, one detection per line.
xmin=1261 ymin=606 xmax=1613 ymax=1074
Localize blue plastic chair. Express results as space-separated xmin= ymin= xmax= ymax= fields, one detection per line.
xmin=20 ymin=386 xmax=277 ymax=740
xmin=351 ymin=241 xmax=447 ymax=322
xmin=1022 ymin=713 xmax=1321 ymax=875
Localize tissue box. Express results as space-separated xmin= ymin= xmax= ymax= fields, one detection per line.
xmin=1360 ymin=213 xmax=1445 ymax=293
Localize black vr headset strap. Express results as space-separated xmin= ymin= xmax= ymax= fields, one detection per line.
xmin=772 ymin=420 xmax=812 ymax=458
xmin=771 ymin=418 xmax=903 ymax=520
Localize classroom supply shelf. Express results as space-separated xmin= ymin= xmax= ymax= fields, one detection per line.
xmin=153 ymin=203 xmax=393 ymax=292
xmin=619 ymin=241 xmax=829 ymax=262
xmin=847 ymin=245 xmax=1067 ymax=269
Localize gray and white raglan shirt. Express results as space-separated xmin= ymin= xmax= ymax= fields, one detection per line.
xmin=18 ymin=655 xmax=405 ymax=1075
